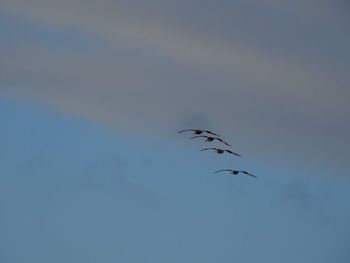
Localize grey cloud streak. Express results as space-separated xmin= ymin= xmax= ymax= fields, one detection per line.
xmin=1 ymin=0 xmax=350 ymax=174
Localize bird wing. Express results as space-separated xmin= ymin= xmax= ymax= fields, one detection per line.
xmin=225 ymin=150 xmax=242 ymax=157
xmin=204 ymin=130 xmax=219 ymax=136
xmin=241 ymin=171 xmax=257 ymax=178
xmin=216 ymin=138 xmax=231 ymax=146
xmin=177 ymin=129 xmax=196 ymax=133
xmin=214 ymin=169 xmax=232 ymax=173
xmin=190 ymin=135 xmax=207 ymax=139
xmin=200 ymin=148 xmax=216 ymax=151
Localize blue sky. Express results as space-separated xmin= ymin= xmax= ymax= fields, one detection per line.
xmin=1 ymin=98 xmax=349 ymax=262
xmin=1 ymin=1 xmax=350 ymax=262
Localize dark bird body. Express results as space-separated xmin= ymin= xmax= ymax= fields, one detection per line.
xmin=200 ymin=147 xmax=241 ymax=157
xmin=214 ymin=169 xmax=257 ymax=178
xmin=190 ymin=135 xmax=231 ymax=146
xmin=177 ymin=129 xmax=219 ymax=136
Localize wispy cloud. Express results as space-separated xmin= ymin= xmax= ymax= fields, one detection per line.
xmin=1 ymin=0 xmax=349 ymax=175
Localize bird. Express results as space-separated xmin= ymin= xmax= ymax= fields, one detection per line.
xmin=200 ymin=147 xmax=241 ymax=157
xmin=190 ymin=135 xmax=231 ymax=146
xmin=214 ymin=169 xmax=257 ymax=178
xmin=177 ymin=129 xmax=219 ymax=136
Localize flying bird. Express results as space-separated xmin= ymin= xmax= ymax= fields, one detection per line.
xmin=200 ymin=148 xmax=241 ymax=157
xmin=190 ymin=135 xmax=231 ymax=146
xmin=214 ymin=169 xmax=257 ymax=178
xmin=177 ymin=129 xmax=219 ymax=136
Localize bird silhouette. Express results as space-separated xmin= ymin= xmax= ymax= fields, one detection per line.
xmin=200 ymin=148 xmax=241 ymax=157
xmin=190 ymin=135 xmax=231 ymax=146
xmin=177 ymin=129 xmax=219 ymax=136
xmin=214 ymin=169 xmax=257 ymax=178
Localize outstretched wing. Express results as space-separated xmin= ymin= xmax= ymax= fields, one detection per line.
xmin=204 ymin=130 xmax=219 ymax=136
xmin=190 ymin=135 xmax=207 ymax=139
xmin=225 ymin=150 xmax=242 ymax=157
xmin=214 ymin=169 xmax=232 ymax=173
xmin=241 ymin=171 xmax=257 ymax=178
xmin=200 ymin=148 xmax=216 ymax=151
xmin=177 ymin=129 xmax=196 ymax=133
xmin=216 ymin=138 xmax=231 ymax=146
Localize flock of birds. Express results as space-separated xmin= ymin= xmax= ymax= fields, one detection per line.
xmin=177 ymin=129 xmax=257 ymax=179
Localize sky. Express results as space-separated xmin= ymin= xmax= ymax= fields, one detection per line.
xmin=1 ymin=1 xmax=350 ymax=262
